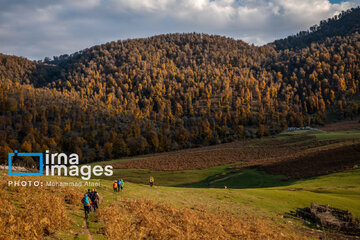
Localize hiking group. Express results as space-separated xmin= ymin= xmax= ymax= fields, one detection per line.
xmin=82 ymin=177 xmax=154 ymax=219
xmin=82 ymin=189 xmax=100 ymax=220
xmin=113 ymin=178 xmax=124 ymax=192
xmin=112 ymin=176 xmax=154 ymax=191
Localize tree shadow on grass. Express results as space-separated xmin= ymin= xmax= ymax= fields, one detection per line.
xmin=174 ymin=167 xmax=296 ymax=189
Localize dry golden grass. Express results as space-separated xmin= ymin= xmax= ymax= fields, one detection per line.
xmin=0 ymin=176 xmax=82 ymax=240
xmin=98 ymin=198 xmax=304 ymax=240
xmin=109 ymin=135 xmax=348 ymax=172
xmin=234 ymin=143 xmax=360 ymax=179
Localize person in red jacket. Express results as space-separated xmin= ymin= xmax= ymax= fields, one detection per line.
xmin=113 ymin=180 xmax=118 ymax=192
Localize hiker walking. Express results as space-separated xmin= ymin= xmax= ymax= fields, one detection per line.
xmin=117 ymin=179 xmax=121 ymax=192
xmin=113 ymin=180 xmax=118 ymax=192
xmin=149 ymin=176 xmax=154 ymax=187
xmin=82 ymin=193 xmax=92 ymax=220
xmin=87 ymin=189 xmax=93 ymax=211
xmin=120 ymin=179 xmax=124 ymax=192
xmin=92 ymin=189 xmax=100 ymax=211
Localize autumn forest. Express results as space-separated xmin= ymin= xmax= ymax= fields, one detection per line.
xmin=1 ymin=7 xmax=360 ymax=166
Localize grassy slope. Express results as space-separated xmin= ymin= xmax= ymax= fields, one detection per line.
xmin=48 ymin=167 xmax=360 ymax=239
xmin=5 ymin=129 xmax=359 ymax=239
xmin=103 ymin=169 xmax=360 ymax=217
xmin=67 ymin=129 xmax=360 ymax=239
xmin=88 ymin=130 xmax=360 ymax=188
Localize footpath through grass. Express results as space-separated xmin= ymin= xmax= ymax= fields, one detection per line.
xmin=38 ymin=167 xmax=360 ymax=239
xmin=111 ymin=168 xmax=360 ymax=218
xmin=61 ymin=129 xmax=360 ymax=239
xmin=69 ymin=167 xmax=360 ymax=219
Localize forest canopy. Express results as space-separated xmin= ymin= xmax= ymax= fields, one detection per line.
xmin=1 ymin=7 xmax=360 ymax=164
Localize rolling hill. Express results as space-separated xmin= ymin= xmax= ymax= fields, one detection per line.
xmin=2 ymin=4 xmax=360 ymax=240
xmin=0 ymin=8 xmax=360 ymax=165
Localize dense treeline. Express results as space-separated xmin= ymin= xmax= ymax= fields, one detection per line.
xmin=273 ymin=7 xmax=360 ymax=49
xmin=0 ymin=8 xmax=359 ymax=165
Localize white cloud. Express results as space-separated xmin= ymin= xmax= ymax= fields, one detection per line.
xmin=65 ymin=0 xmax=101 ymax=9
xmin=0 ymin=0 xmax=359 ymax=59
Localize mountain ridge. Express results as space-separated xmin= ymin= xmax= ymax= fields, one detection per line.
xmin=0 ymin=8 xmax=359 ymax=164
xmin=272 ymin=6 xmax=360 ymax=49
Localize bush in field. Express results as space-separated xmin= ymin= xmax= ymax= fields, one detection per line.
xmin=0 ymin=176 xmax=82 ymax=239
xmin=98 ymin=198 xmax=297 ymax=240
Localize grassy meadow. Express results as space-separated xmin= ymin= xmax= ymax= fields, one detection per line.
xmin=2 ymin=128 xmax=360 ymax=239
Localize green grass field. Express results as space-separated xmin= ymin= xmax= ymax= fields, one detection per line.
xmin=95 ymin=168 xmax=360 ymax=216
xmin=4 ymin=128 xmax=360 ymax=239
xmin=76 ymin=129 xmax=360 ymax=239
xmin=87 ymin=130 xmax=360 ymax=188
xmin=46 ymin=166 xmax=360 ymax=239
xmin=82 ymin=130 xmax=360 ymax=213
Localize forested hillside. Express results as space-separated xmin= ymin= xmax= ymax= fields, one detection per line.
xmin=0 ymin=8 xmax=359 ymax=165
xmin=273 ymin=7 xmax=360 ymax=49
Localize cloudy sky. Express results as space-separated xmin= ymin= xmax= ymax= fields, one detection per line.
xmin=0 ymin=0 xmax=359 ymax=60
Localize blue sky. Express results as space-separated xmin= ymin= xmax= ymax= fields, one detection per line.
xmin=0 ymin=0 xmax=358 ymax=60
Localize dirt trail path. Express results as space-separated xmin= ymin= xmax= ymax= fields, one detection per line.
xmin=73 ymin=186 xmax=119 ymax=240
xmin=83 ymin=218 xmax=93 ymax=240
xmin=209 ymin=172 xmax=244 ymax=184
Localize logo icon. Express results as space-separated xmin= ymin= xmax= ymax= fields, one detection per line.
xmin=8 ymin=150 xmax=43 ymax=176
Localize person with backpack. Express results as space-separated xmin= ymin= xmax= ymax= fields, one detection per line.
xmin=120 ymin=179 xmax=124 ymax=192
xmin=81 ymin=193 xmax=92 ymax=220
xmin=117 ymin=179 xmax=121 ymax=192
xmin=87 ymin=189 xmax=93 ymax=211
xmin=149 ymin=176 xmax=154 ymax=187
xmin=89 ymin=189 xmax=95 ymax=207
xmin=87 ymin=189 xmax=93 ymax=200
xmin=92 ymin=189 xmax=100 ymax=211
xmin=113 ymin=180 xmax=118 ymax=192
